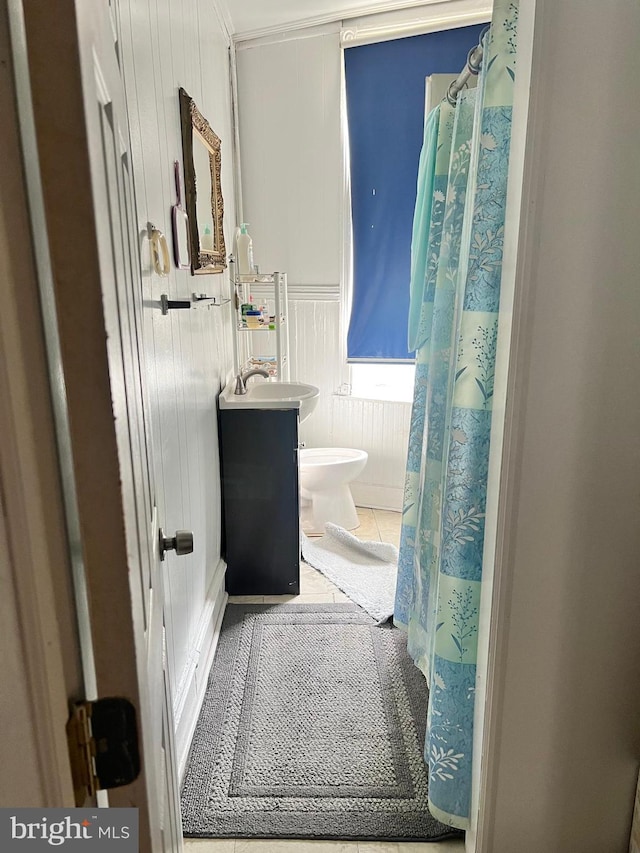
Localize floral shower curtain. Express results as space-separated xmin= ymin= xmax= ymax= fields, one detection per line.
xmin=395 ymin=0 xmax=519 ymax=829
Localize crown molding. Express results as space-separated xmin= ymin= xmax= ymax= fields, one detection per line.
xmin=211 ymin=0 xmax=234 ymax=43
xmin=234 ymin=21 xmax=341 ymax=50
xmin=232 ymin=0 xmax=488 ymax=44
xmin=341 ymin=7 xmax=490 ymax=47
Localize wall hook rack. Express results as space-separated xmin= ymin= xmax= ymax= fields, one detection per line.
xmin=191 ymin=293 xmax=231 ymax=309
xmin=160 ymin=293 xmax=232 ymax=315
xmin=160 ymin=294 xmax=190 ymax=315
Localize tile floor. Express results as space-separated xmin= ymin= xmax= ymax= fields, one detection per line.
xmin=188 ymin=508 xmax=466 ymax=853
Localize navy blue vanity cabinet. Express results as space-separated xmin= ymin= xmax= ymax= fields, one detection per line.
xmin=219 ymin=407 xmax=300 ymax=595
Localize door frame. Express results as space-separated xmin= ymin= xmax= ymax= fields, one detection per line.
xmin=4 ymin=1 xmax=182 ymax=849
xmin=18 ymin=0 xmax=150 ymax=803
xmin=0 ymin=0 xmax=82 ymax=809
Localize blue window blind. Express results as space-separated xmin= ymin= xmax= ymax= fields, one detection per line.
xmin=344 ymin=25 xmax=485 ymax=362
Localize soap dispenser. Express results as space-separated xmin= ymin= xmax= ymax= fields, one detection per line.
xmin=236 ymin=223 xmax=254 ymax=276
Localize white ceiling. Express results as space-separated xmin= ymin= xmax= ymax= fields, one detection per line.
xmin=220 ymin=0 xmax=456 ymax=39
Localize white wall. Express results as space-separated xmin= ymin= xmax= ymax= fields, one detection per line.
xmin=474 ymin=1 xmax=640 ymax=850
xmin=235 ymin=24 xmax=342 ymax=283
xmin=235 ymin=24 xmax=409 ymax=509
xmin=118 ymin=0 xmax=236 ymax=776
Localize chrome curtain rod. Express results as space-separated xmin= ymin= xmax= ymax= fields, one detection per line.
xmin=445 ymin=28 xmax=489 ymax=106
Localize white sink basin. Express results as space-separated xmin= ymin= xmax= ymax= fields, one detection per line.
xmin=219 ymin=379 xmax=320 ymax=423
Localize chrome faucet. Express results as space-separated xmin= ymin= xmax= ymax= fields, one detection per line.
xmin=233 ymin=368 xmax=270 ymax=395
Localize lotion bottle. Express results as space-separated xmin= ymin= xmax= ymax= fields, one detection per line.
xmin=201 ymin=224 xmax=214 ymax=250
xmin=236 ymin=223 xmax=254 ymax=276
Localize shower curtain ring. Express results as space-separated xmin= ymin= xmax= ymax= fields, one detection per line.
xmin=446 ymin=80 xmax=458 ymax=106
xmin=467 ymin=45 xmax=482 ymax=75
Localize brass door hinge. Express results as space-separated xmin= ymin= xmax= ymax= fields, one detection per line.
xmin=66 ymin=698 xmax=140 ymax=806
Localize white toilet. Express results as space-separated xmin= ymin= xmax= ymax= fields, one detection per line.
xmin=299 ymin=447 xmax=368 ymax=535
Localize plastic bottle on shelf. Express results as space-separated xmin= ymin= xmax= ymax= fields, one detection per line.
xmin=245 ymin=310 xmax=261 ymax=329
xmin=240 ymin=296 xmax=255 ymax=325
xmin=201 ymin=224 xmax=214 ymax=250
xmin=236 ymin=223 xmax=254 ymax=276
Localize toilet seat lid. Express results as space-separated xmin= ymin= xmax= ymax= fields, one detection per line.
xmin=300 ymin=447 xmax=368 ymax=467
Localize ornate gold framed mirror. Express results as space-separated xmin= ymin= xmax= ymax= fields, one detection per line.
xmin=179 ymin=88 xmax=226 ymax=274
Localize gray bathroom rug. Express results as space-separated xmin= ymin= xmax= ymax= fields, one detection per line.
xmin=180 ymin=603 xmax=461 ymax=843
xmin=301 ymin=523 xmax=398 ymax=622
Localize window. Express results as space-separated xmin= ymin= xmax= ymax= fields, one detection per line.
xmin=343 ymin=24 xmax=485 ymax=363
xmin=350 ymin=363 xmax=416 ymax=403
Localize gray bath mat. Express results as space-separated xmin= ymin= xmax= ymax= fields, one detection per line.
xmin=301 ymin=523 xmax=398 ymax=622
xmin=180 ymin=603 xmax=460 ymax=842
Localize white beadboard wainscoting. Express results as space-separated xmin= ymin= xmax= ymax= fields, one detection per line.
xmin=241 ymin=295 xmax=411 ymax=510
xmin=291 ymin=298 xmax=410 ymax=511
xmin=119 ymin=0 xmax=235 ymax=779
xmin=329 ymin=395 xmax=410 ymax=510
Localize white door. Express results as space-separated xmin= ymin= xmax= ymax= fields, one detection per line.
xmin=68 ymin=1 xmax=183 ymax=848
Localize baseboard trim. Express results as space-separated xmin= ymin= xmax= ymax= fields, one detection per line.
xmin=351 ymin=482 xmax=403 ymax=512
xmin=175 ymin=559 xmax=228 ymax=782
